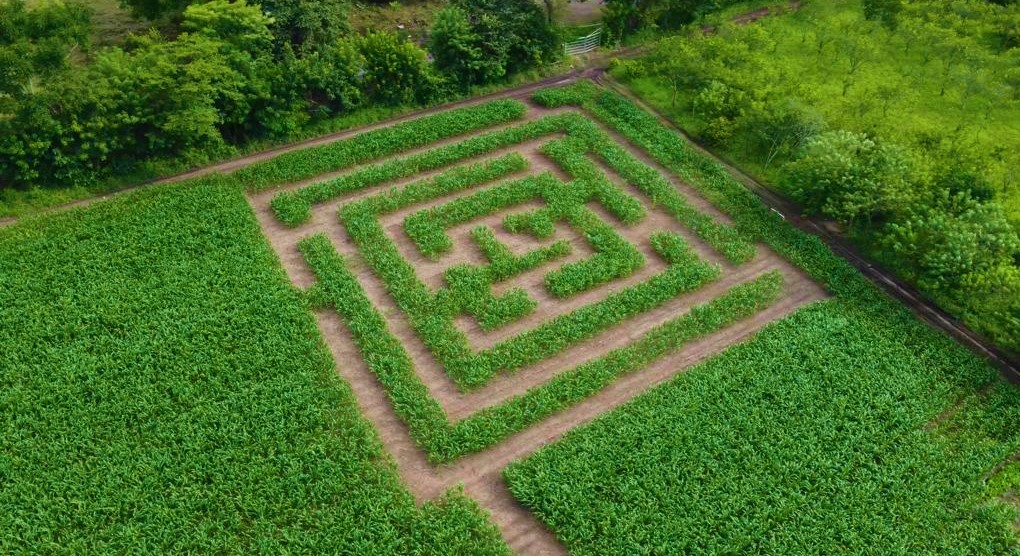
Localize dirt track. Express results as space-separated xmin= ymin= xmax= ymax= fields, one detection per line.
xmin=246 ymin=97 xmax=827 ymax=554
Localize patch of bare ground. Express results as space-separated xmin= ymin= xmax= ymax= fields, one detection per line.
xmin=245 ymin=100 xmax=828 ymax=555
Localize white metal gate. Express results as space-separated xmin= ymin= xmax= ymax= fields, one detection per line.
xmin=564 ymin=25 xmax=603 ymax=56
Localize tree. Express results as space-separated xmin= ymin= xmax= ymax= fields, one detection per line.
xmin=428 ymin=6 xmax=503 ymax=90
xmin=785 ymin=130 xmax=917 ymax=227
xmin=259 ymin=0 xmax=350 ymax=52
xmin=299 ymin=40 xmax=364 ymax=113
xmin=883 ymin=192 xmax=1020 ymax=291
xmin=447 ymin=0 xmax=560 ymax=77
xmin=745 ymin=99 xmax=824 ymax=171
xmin=862 ymin=0 xmax=903 ymax=30
xmin=0 ymin=0 xmax=91 ymax=98
xmin=120 ymin=0 xmax=350 ymax=52
xmin=355 ymin=31 xmax=440 ymax=106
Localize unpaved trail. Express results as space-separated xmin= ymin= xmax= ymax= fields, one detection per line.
xmin=246 ymin=97 xmax=827 ymax=554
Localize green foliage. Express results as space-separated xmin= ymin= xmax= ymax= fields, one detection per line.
xmin=530 ymin=79 xmax=600 ymax=108
xmin=885 ymin=192 xmax=1020 ymax=290
xmin=613 ymin=0 xmax=1020 ymax=353
xmin=297 ymin=38 xmax=365 ymax=113
xmin=785 ymin=130 xmax=918 ymax=226
xmin=120 ymin=0 xmax=191 ymax=20
xmin=355 ymin=31 xmax=442 ymax=106
xmin=259 ymin=0 xmax=351 ymax=51
xmin=1 ymin=0 xmax=304 ymax=188
xmin=470 ymin=224 xmax=572 ymax=282
xmin=503 ymin=209 xmax=556 ymax=239
xmin=428 ymin=6 xmax=503 ymax=90
xmin=504 ymin=299 xmax=1019 ymax=555
xmin=601 ymin=0 xmax=745 ymax=41
xmin=0 ymin=0 xmax=90 ymax=97
xmin=300 ymin=230 xmax=771 ymax=462
xmin=444 ymin=0 xmax=561 ymax=77
xmin=344 ymin=162 xmax=691 ymax=389
xmin=268 ymin=106 xmax=560 ymax=224
xmin=0 ymin=176 xmax=509 ymax=554
xmin=863 ymin=0 xmax=904 ymax=29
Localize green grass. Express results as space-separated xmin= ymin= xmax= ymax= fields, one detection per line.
xmin=0 ymin=177 xmax=509 ymax=554
xmin=616 ymin=0 xmax=1020 ymax=222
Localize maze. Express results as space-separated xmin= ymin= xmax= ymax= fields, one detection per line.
xmin=245 ymin=81 xmax=827 ymax=554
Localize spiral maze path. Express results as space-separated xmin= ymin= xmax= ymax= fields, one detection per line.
xmin=245 ymin=82 xmax=827 ymax=554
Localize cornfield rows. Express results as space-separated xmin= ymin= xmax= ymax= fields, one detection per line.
xmin=243 ymin=82 xmax=827 ymax=554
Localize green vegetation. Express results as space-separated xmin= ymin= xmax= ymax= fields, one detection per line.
xmin=0 ymin=177 xmax=509 ymax=554
xmin=343 ymin=164 xmax=703 ymax=389
xmin=271 ymin=109 xmax=568 ymax=226
xmin=243 ymin=98 xmax=526 ymax=192
xmin=493 ymin=76 xmax=1020 ymax=556
xmin=446 ymin=226 xmax=570 ymax=331
xmin=402 ymin=167 xmax=645 ymax=299
xmin=505 ymin=299 xmax=1020 ymax=555
xmin=301 ymin=231 xmax=776 ymax=462
xmin=429 ymin=0 xmax=560 ymax=91
xmin=612 ymin=0 xmax=1020 ymax=353
xmin=0 ymin=0 xmax=563 ymax=216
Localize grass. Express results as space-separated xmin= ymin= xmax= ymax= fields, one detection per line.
xmin=0 ymin=177 xmax=509 ymax=554
xmin=614 ymin=0 xmax=1020 ymax=222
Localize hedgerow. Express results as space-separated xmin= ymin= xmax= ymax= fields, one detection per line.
xmin=271 ymin=111 xmax=585 ymax=226
xmin=531 ymin=79 xmax=600 ymax=108
xmin=470 ymin=225 xmax=571 ymax=282
xmin=441 ymin=226 xmax=571 ymax=331
xmin=546 ymin=116 xmax=756 ymax=265
xmin=404 ymin=170 xmax=645 ymax=299
xmin=238 ymin=98 xmax=527 ymax=191
xmin=347 ymin=165 xmax=690 ymax=389
xmin=300 ymin=230 xmax=778 ymax=462
xmin=503 ymin=209 xmax=556 ymax=239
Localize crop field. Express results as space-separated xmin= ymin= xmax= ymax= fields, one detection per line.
xmin=5 ymin=79 xmax=1020 ymax=554
xmin=239 ymin=80 xmax=828 ymax=551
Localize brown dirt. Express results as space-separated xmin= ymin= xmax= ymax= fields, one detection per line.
xmin=563 ymin=1 xmax=603 ymax=26
xmin=245 ymin=98 xmax=827 ymax=554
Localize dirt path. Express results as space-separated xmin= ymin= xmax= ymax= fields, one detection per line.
xmin=246 ymin=96 xmax=828 ymax=554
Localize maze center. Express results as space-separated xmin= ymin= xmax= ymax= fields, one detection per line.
xmin=245 ymin=87 xmax=828 ymax=554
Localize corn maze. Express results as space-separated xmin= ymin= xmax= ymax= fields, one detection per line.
xmin=244 ymin=81 xmax=827 ymax=554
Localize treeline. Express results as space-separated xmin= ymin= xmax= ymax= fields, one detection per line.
xmin=596 ymin=0 xmax=748 ymax=41
xmin=0 ymin=0 xmax=560 ymax=190
xmin=615 ymin=0 xmax=1020 ymax=352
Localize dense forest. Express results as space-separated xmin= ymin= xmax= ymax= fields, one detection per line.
xmin=0 ymin=0 xmax=561 ymax=203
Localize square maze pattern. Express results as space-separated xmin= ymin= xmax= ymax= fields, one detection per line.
xmin=246 ymin=82 xmax=827 ymax=555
